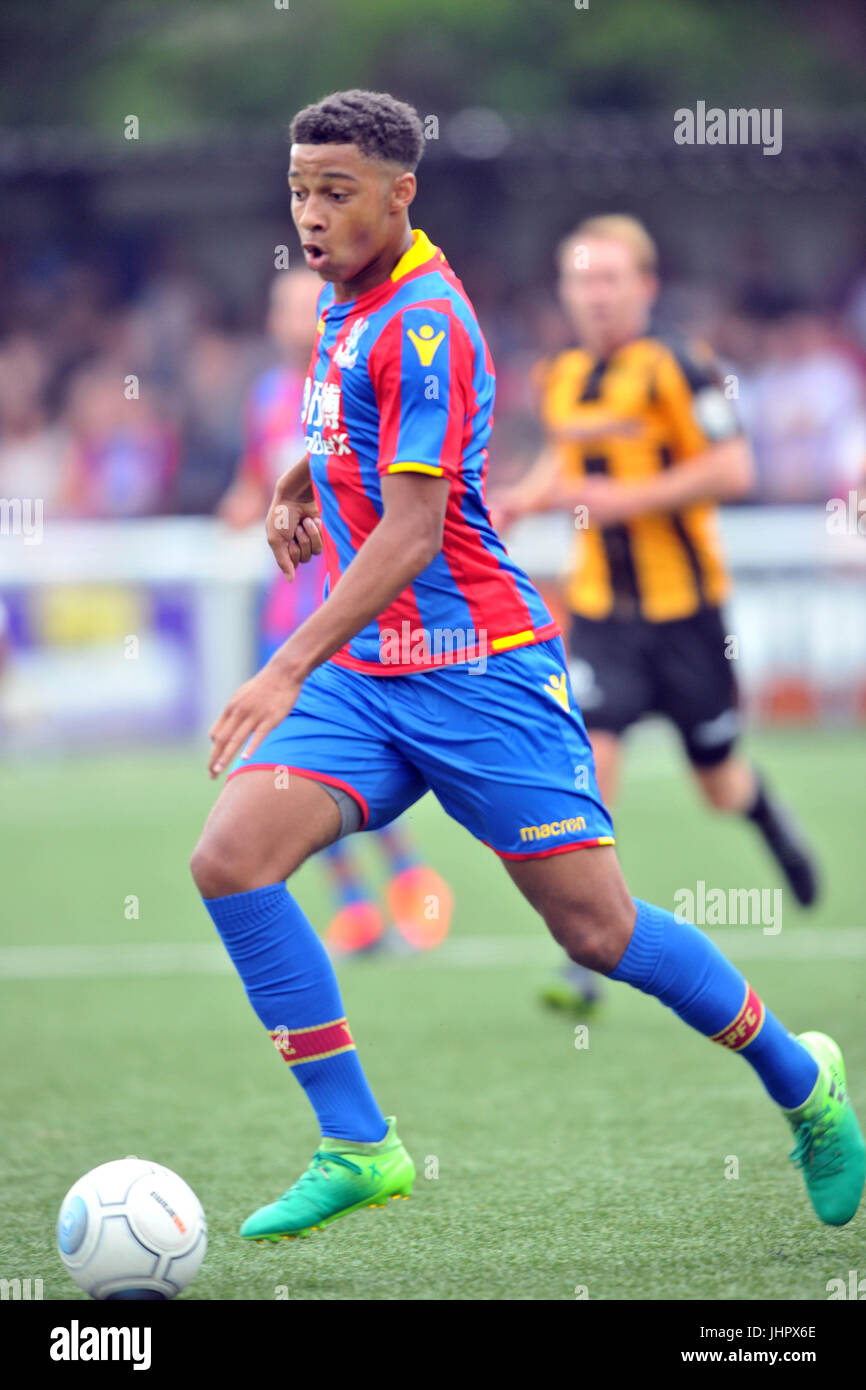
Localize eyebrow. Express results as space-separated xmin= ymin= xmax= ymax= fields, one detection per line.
xmin=288 ymin=170 xmax=359 ymax=182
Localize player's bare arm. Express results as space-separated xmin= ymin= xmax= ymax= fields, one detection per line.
xmin=490 ymin=413 xmax=643 ymax=531
xmin=565 ymin=435 xmax=755 ymax=527
xmin=209 ymin=470 xmax=449 ymax=776
xmin=270 ymin=470 xmax=448 ymax=680
xmin=488 ymin=444 xmax=564 ymax=530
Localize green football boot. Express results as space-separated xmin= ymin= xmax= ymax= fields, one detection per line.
xmin=240 ymin=1115 xmax=414 ymax=1242
xmin=539 ymin=963 xmax=605 ymax=1018
xmin=784 ymin=1032 xmax=865 ymax=1227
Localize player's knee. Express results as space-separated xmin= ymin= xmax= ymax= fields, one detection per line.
xmin=544 ymin=899 xmax=633 ymax=974
xmin=190 ymin=831 xmax=250 ymax=899
xmin=701 ymin=784 xmax=732 ymax=812
xmin=695 ymin=762 xmax=741 ymax=812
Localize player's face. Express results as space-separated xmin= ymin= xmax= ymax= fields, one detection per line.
xmin=558 ymin=237 xmax=656 ymax=350
xmin=289 ymin=144 xmax=412 ymax=296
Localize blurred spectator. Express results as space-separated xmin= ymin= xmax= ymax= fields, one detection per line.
xmin=736 ymin=311 xmax=866 ymax=502
xmin=174 ymin=321 xmax=269 ymax=514
xmin=217 ymin=268 xmax=323 ymax=667
xmin=0 ymin=335 xmax=71 ymax=511
xmin=62 ymin=361 xmax=179 ymax=518
xmin=842 ymin=262 xmax=866 ymax=364
xmin=1 ymin=238 xmax=866 ymax=512
xmin=125 ymin=257 xmax=214 ymax=393
xmin=218 ymin=268 xmax=322 ymax=525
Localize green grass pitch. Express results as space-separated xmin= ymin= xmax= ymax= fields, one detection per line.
xmin=1 ymin=725 xmax=864 ymax=1300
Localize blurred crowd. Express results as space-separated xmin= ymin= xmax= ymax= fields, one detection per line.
xmin=1 ymin=246 xmax=865 ymax=518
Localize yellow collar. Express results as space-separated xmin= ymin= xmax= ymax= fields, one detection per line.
xmin=390 ymin=228 xmax=439 ymax=282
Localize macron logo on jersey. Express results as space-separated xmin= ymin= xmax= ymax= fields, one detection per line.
xmin=520 ymin=816 xmax=587 ymax=843
xmin=407 ymin=323 xmax=446 ymax=367
xmin=543 ymin=672 xmax=570 ymax=712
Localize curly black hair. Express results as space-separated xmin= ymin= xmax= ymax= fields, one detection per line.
xmin=290 ymin=89 xmax=425 ymax=171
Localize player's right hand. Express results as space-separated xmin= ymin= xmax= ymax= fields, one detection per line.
xmin=208 ymin=663 xmax=304 ymax=778
xmin=266 ymin=500 xmax=323 ymax=581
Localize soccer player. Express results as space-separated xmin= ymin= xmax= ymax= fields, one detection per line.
xmin=493 ymin=215 xmax=820 ymax=1012
xmin=218 ymin=267 xmax=452 ymax=954
xmin=191 ymin=90 xmax=864 ymax=1241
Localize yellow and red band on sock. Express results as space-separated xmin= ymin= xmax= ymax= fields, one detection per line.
xmin=269 ymin=1017 xmax=356 ymax=1066
xmin=710 ymin=983 xmax=766 ymax=1052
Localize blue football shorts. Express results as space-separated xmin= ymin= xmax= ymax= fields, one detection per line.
xmin=227 ymin=635 xmax=614 ymax=860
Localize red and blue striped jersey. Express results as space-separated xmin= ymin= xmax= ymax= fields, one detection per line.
xmin=302 ymin=227 xmax=558 ymax=674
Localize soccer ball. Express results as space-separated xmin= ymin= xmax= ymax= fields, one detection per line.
xmin=57 ymin=1157 xmax=207 ymax=1300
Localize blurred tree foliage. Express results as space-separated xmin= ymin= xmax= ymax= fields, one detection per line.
xmin=1 ymin=0 xmax=864 ymax=134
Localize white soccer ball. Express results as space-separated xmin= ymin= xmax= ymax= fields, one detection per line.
xmin=57 ymin=1157 xmax=207 ymax=1300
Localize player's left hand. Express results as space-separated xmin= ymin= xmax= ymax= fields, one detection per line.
xmin=208 ymin=664 xmax=303 ymax=779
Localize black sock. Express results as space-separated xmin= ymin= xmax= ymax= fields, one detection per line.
xmin=744 ymin=772 xmax=773 ymax=828
xmin=742 ymin=768 xmax=818 ymax=906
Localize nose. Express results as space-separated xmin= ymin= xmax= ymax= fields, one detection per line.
xmin=296 ymin=196 xmax=327 ymax=234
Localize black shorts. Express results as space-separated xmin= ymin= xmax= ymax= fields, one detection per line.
xmin=567 ymin=607 xmax=740 ymax=767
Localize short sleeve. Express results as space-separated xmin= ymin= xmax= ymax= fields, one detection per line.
xmin=369 ymin=304 xmax=469 ymax=482
xmin=654 ymin=340 xmax=742 ymax=458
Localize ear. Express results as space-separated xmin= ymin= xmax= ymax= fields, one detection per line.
xmin=389 ymin=170 xmax=416 ymax=214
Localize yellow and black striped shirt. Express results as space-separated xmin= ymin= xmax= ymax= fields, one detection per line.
xmin=537 ymin=335 xmax=741 ymax=622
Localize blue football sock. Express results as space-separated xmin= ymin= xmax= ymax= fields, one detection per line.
xmin=609 ymin=899 xmax=819 ymax=1109
xmin=203 ymin=883 xmax=388 ymax=1142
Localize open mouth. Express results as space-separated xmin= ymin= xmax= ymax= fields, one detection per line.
xmin=302 ymin=243 xmax=328 ymax=268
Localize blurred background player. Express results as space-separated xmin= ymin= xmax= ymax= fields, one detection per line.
xmin=218 ymin=267 xmax=452 ymax=955
xmin=493 ymin=214 xmax=820 ymax=1012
